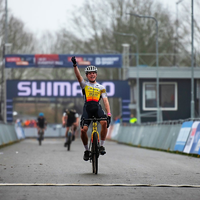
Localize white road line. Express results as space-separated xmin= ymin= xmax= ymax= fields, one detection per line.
xmin=0 ymin=183 xmax=200 ymax=188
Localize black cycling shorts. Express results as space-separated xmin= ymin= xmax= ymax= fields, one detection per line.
xmin=81 ymin=102 xmax=107 ymax=127
xmin=38 ymin=126 xmax=45 ymax=129
xmin=66 ymin=118 xmax=76 ymax=127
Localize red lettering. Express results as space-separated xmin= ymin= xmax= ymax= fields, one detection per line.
xmin=6 ymin=57 xmax=21 ymax=62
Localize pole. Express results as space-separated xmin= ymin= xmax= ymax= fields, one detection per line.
xmin=126 ymin=13 xmax=160 ymax=123
xmin=155 ymin=20 xmax=159 ymax=123
xmin=0 ymin=45 xmax=5 ymax=121
xmin=114 ymin=32 xmax=141 ymax=123
xmin=3 ymin=0 xmax=8 ymax=123
xmin=175 ymin=2 xmax=178 ymax=66
xmin=135 ymin=39 xmax=141 ymax=124
xmin=5 ymin=0 xmax=8 ymax=45
xmin=191 ymin=0 xmax=194 ymax=119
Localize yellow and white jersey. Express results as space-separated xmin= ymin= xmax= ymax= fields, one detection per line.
xmin=80 ymin=80 xmax=107 ymax=103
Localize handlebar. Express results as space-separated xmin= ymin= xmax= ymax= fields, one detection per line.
xmin=82 ymin=117 xmax=108 ymax=122
xmin=81 ymin=117 xmax=110 ymax=128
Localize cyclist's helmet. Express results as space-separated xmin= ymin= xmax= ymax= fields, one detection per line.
xmin=85 ymin=65 xmax=97 ymax=74
xmin=39 ymin=112 xmax=44 ymax=117
xmin=70 ymin=109 xmax=76 ymax=114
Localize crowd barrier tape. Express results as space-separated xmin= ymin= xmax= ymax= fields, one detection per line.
xmin=0 ymin=123 xmax=19 ymax=147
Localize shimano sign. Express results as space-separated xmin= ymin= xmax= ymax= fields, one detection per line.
xmin=6 ymin=80 xmax=130 ymax=123
xmin=7 ymin=81 xmax=118 ymax=98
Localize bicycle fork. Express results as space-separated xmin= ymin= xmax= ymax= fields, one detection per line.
xmin=89 ymin=122 xmax=100 ymax=162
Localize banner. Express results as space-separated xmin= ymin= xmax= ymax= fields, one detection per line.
xmin=5 ymin=54 xmax=122 ymax=68
xmin=189 ymin=123 xmax=200 ymax=154
xmin=183 ymin=121 xmax=200 ymax=153
xmin=7 ymin=80 xmax=129 ymax=98
xmin=6 ymin=80 xmax=130 ymax=123
xmin=174 ymin=121 xmax=193 ymax=152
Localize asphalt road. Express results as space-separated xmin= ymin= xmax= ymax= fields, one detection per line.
xmin=0 ymin=138 xmax=200 ymax=200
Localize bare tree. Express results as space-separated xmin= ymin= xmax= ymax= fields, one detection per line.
xmin=179 ymin=0 xmax=200 ymax=67
xmin=52 ymin=0 xmax=177 ymax=69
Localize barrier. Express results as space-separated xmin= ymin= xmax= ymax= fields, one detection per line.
xmin=23 ymin=124 xmax=82 ymax=138
xmin=190 ymin=123 xmax=200 ymax=154
xmin=15 ymin=120 xmax=25 ymax=139
xmin=2 ymin=119 xmax=200 ymax=156
xmin=110 ymin=121 xmax=184 ymax=153
xmin=24 ymin=126 xmax=66 ymax=137
xmin=0 ymin=123 xmax=19 ymax=147
xmin=174 ymin=121 xmax=193 ymax=151
xmin=183 ymin=121 xmax=200 ymax=153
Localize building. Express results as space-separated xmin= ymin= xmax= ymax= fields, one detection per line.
xmin=126 ymin=66 xmax=200 ymax=123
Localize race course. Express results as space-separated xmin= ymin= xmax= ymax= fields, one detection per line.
xmin=0 ymin=138 xmax=200 ymax=200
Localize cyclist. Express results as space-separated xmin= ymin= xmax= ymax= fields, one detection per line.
xmin=36 ymin=113 xmax=47 ymax=140
xmin=62 ymin=108 xmax=79 ymax=147
xmin=71 ymin=56 xmax=111 ymax=161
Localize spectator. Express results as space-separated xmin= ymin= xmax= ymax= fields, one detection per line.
xmin=129 ymin=114 xmax=137 ymax=124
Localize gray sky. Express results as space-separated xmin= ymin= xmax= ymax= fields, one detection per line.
xmin=7 ymin=0 xmax=187 ymax=37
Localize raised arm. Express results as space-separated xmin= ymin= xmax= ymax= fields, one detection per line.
xmin=71 ymin=56 xmax=83 ymax=83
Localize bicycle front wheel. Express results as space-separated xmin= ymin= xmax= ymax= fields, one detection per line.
xmin=92 ymin=132 xmax=99 ymax=174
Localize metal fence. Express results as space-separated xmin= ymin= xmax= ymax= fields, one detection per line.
xmin=0 ymin=123 xmax=18 ymax=146
xmin=110 ymin=121 xmax=183 ymax=151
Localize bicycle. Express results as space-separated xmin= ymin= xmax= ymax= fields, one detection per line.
xmin=38 ymin=128 xmax=44 ymax=146
xmin=67 ymin=126 xmax=73 ymax=151
xmin=81 ymin=116 xmax=108 ymax=174
xmin=64 ymin=125 xmax=75 ymax=151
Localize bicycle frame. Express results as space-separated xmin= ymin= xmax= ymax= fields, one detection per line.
xmin=90 ymin=121 xmax=100 ymax=144
xmin=66 ymin=125 xmax=74 ymax=151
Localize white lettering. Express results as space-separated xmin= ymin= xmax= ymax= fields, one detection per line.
xmin=32 ymin=82 xmax=45 ymax=96
xmin=95 ymin=57 xmax=101 ymax=65
xmin=72 ymin=82 xmax=82 ymax=96
xmin=101 ymin=82 xmax=115 ymax=96
xmin=16 ymin=81 xmax=116 ymax=97
xmin=47 ymin=82 xmax=52 ymax=96
xmin=95 ymin=57 xmax=119 ymax=65
xmin=18 ymin=82 xmax=31 ymax=96
xmin=53 ymin=82 xmax=71 ymax=96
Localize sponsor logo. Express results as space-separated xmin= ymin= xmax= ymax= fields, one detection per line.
xmin=95 ymin=57 xmax=120 ymax=65
xmin=78 ymin=61 xmax=91 ymax=65
xmin=16 ymin=61 xmax=29 ymax=65
xmin=17 ymin=81 xmax=115 ymax=97
xmin=6 ymin=57 xmax=21 ymax=62
xmin=35 ymin=54 xmax=63 ymax=66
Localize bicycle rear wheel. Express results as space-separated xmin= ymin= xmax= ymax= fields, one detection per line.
xmin=39 ymin=131 xmax=43 ymax=146
xmin=39 ymin=138 xmax=41 ymax=146
xmin=92 ymin=132 xmax=99 ymax=174
xmin=67 ymin=132 xmax=71 ymax=151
